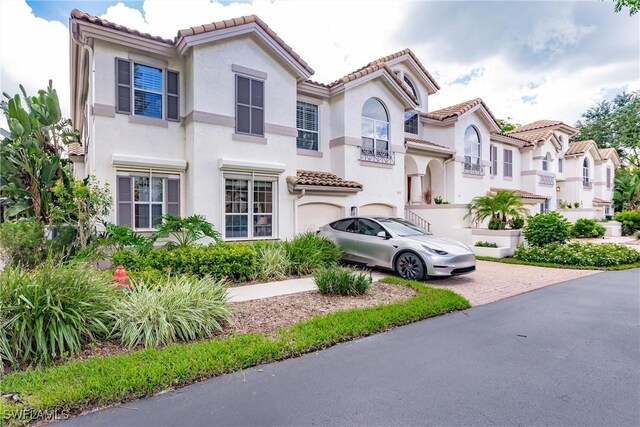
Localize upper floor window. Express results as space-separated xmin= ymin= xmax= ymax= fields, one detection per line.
xmin=116 ymin=172 xmax=180 ymax=230
xmin=503 ymin=148 xmax=513 ymax=178
xmin=404 ymin=112 xmax=418 ymax=134
xmin=463 ymin=126 xmax=482 ymax=174
xmin=542 ymin=153 xmax=551 ymax=171
xmin=606 ymin=167 xmax=612 ymax=189
xmin=361 ymin=98 xmax=392 ymax=162
xmin=115 ymin=58 xmax=180 ymax=121
xmin=403 ymin=76 xmax=418 ymax=99
xmin=558 ymin=158 xmax=563 ymax=173
xmin=296 ymin=101 xmax=318 ymax=151
xmin=236 ymin=75 xmax=264 ymax=136
xmin=583 ymin=158 xmax=591 ymax=187
xmin=489 ymin=145 xmax=498 ymax=176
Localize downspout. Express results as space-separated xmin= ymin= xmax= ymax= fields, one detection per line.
xmin=71 ymin=29 xmax=95 ymax=172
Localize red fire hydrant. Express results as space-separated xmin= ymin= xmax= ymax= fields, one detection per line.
xmin=113 ymin=265 xmax=132 ymax=293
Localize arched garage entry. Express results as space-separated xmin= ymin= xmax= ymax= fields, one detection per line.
xmin=359 ymin=203 xmax=396 ymax=217
xmin=297 ymin=202 xmax=344 ymax=233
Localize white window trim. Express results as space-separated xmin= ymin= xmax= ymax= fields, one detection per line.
xmin=296 ymin=101 xmax=319 ymax=151
xmin=503 ymin=148 xmax=513 ymax=178
xmin=235 ymin=74 xmax=265 ymax=137
xmin=403 ymin=111 xmax=419 ymax=135
xmin=132 ymin=62 xmax=164 ymax=120
xmin=463 ymin=126 xmax=482 ymax=174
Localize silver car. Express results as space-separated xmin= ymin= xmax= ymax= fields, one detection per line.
xmin=319 ymin=216 xmax=476 ymax=280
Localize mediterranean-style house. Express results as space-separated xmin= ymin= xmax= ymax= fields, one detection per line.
xmin=67 ymin=10 xmax=620 ymax=244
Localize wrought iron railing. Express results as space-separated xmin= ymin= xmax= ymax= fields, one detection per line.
xmin=405 ymin=209 xmax=431 ymax=233
xmin=539 ymin=175 xmax=554 ymax=185
xmin=463 ymin=162 xmax=485 ymax=176
xmin=583 ymin=179 xmax=592 ymax=188
xmin=359 ymin=147 xmax=395 ymax=165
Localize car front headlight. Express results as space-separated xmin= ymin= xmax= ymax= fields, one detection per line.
xmin=422 ymin=245 xmax=448 ymax=256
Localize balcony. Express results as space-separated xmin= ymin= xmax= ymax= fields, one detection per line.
xmin=463 ymin=162 xmax=485 ymax=176
xmin=583 ymin=179 xmax=592 ymax=188
xmin=539 ymin=175 xmax=554 ymax=185
xmin=360 ymin=146 xmax=395 ymax=165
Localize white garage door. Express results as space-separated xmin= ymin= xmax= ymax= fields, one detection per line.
xmin=359 ymin=203 xmax=395 ymax=217
xmin=297 ymin=203 xmax=343 ymax=233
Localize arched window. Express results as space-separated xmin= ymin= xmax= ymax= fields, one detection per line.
xmin=361 ymin=98 xmax=390 ymax=159
xmin=582 ymin=158 xmax=590 ymax=187
xmin=404 ymin=76 xmax=418 ymax=99
xmin=542 ymin=153 xmax=551 ymax=171
xmin=463 ymin=126 xmax=481 ymax=174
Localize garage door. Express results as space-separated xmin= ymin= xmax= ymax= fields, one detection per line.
xmin=359 ymin=203 xmax=395 ymax=217
xmin=297 ymin=203 xmax=343 ymax=233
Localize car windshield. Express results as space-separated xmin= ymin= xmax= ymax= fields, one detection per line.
xmin=377 ymin=218 xmax=430 ymax=237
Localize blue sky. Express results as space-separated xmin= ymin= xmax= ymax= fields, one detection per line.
xmin=2 ymin=0 xmax=639 ymax=126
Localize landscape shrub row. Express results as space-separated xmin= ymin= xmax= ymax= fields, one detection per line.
xmin=313 ymin=266 xmax=370 ymax=296
xmin=514 ymin=242 xmax=640 ymax=267
xmin=614 ymin=210 xmax=640 ymax=236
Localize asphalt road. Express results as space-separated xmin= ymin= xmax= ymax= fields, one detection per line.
xmin=59 ymin=269 xmax=640 ymax=426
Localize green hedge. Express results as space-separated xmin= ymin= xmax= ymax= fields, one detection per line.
xmin=570 ymin=218 xmax=606 ymax=238
xmin=514 ymin=242 xmax=640 ymax=267
xmin=614 ymin=210 xmax=640 ymax=236
xmin=0 ymin=278 xmax=469 ymax=426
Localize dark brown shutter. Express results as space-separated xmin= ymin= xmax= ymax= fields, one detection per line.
xmin=166 ymin=70 xmax=179 ymax=121
xmin=117 ymin=176 xmax=132 ymax=226
xmin=115 ymin=58 xmax=131 ymax=114
xmin=492 ymin=145 xmax=498 ymax=176
xmin=167 ymin=178 xmax=180 ymax=216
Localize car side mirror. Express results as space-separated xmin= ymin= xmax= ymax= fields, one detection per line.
xmin=376 ymin=231 xmax=388 ymax=239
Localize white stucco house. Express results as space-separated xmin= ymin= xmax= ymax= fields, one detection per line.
xmin=67 ymin=10 xmax=620 ymax=244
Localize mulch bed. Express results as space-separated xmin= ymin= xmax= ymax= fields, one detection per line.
xmin=230 ymin=282 xmax=416 ymax=335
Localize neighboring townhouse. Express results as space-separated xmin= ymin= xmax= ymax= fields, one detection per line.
xmin=68 ymin=10 xmax=619 ymax=244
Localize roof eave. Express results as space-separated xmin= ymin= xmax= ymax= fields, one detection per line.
xmin=289 ymin=184 xmax=363 ymax=194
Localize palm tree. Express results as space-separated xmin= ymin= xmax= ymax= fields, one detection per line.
xmin=466 ymin=190 xmax=527 ymax=229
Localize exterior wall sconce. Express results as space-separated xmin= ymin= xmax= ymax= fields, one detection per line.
xmin=350 ymin=206 xmax=358 ymax=216
xmin=556 ymin=186 xmax=561 ymax=192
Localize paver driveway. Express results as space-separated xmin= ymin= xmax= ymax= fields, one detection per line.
xmin=57 ymin=268 xmax=640 ymax=426
xmin=428 ymin=260 xmax=598 ymax=305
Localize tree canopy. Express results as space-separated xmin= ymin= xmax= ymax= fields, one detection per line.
xmin=573 ymin=91 xmax=640 ymax=168
xmin=497 ymin=117 xmax=520 ymax=133
xmin=612 ymin=0 xmax=640 ymax=15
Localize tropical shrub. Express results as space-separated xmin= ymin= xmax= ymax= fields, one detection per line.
xmin=101 ymin=223 xmax=151 ymax=252
xmin=255 ymin=241 xmax=290 ymax=281
xmin=523 ymin=211 xmax=571 ymax=247
xmin=285 ymin=232 xmax=342 ymax=276
xmin=613 ymin=169 xmax=640 ymax=211
xmin=111 ymin=275 xmax=230 ymax=348
xmin=514 ymin=242 xmax=640 ymax=267
xmin=614 ymin=210 xmax=640 ymax=235
xmin=570 ymin=218 xmax=606 ymax=238
xmin=0 ymin=218 xmax=47 ymax=268
xmin=112 ymin=249 xmax=147 ymax=270
xmin=0 ymin=263 xmax=116 ymax=369
xmin=474 ymin=241 xmax=498 ymax=248
xmin=509 ymin=215 xmax=525 ymax=230
xmin=313 ymin=266 xmax=370 ymax=296
xmin=150 ymin=214 xmax=221 ymax=248
xmin=466 ymin=190 xmax=527 ymax=230
xmin=488 ymin=217 xmax=506 ymax=230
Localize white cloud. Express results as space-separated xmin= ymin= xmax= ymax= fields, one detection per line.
xmin=527 ymin=17 xmax=594 ymax=55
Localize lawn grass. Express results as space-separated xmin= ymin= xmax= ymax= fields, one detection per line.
xmin=476 ymin=256 xmax=640 ymax=271
xmin=0 ymin=278 xmax=469 ymax=426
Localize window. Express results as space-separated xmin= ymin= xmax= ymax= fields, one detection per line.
xmin=404 ymin=112 xmax=418 ymax=134
xmin=606 ymin=167 xmax=612 ymax=189
xmin=540 ymin=199 xmax=550 ymax=213
xmin=489 ymin=145 xmax=498 ymax=176
xmin=542 ymin=153 xmax=551 ymax=171
xmin=330 ymin=219 xmax=355 ymax=232
xmin=357 ymin=219 xmax=385 ymax=236
xmin=605 ymin=205 xmax=611 ymax=216
xmin=503 ymin=148 xmax=513 ymax=178
xmin=403 ymin=76 xmax=418 ymax=99
xmin=236 ymin=75 xmax=264 ymax=136
xmin=115 ymin=58 xmax=179 ymax=121
xmin=463 ymin=126 xmax=482 ymax=174
xmin=224 ymin=176 xmax=275 ymax=239
xmin=558 ymin=158 xmax=563 ymax=173
xmin=296 ymin=101 xmax=318 ymax=150
xmin=116 ymin=172 xmax=180 ymax=229
xmin=361 ymin=98 xmax=391 ymax=160
xmin=583 ymin=158 xmax=591 ymax=187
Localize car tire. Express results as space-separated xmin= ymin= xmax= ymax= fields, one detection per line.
xmin=394 ymin=251 xmax=426 ymax=281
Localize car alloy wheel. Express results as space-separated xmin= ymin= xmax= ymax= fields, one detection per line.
xmin=395 ymin=252 xmax=424 ymax=281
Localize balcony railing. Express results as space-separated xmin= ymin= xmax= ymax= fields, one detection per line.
xmin=583 ymin=179 xmax=592 ymax=188
xmin=359 ymin=147 xmax=395 ymax=165
xmin=539 ymin=175 xmax=554 ymax=185
xmin=463 ymin=162 xmax=485 ymax=176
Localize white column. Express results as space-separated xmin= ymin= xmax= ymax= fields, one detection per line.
xmin=410 ymin=173 xmax=425 ymax=204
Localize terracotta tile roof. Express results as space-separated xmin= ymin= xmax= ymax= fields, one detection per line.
xmin=423 ymin=98 xmax=499 ymax=126
xmin=366 ymin=48 xmax=440 ymax=90
xmin=67 ymin=142 xmax=84 ymax=156
xmin=287 ymin=170 xmax=363 ymax=190
xmin=565 ymin=140 xmax=597 ymax=156
xmin=494 ymin=132 xmax=532 ymax=144
xmin=327 ymin=62 xmax=418 ymax=103
xmin=507 ymin=120 xmax=563 ymax=134
xmin=490 ymin=187 xmax=548 ymax=200
xmin=592 ymin=197 xmax=612 ymax=205
xmin=177 ymin=15 xmax=314 ymax=74
xmin=598 ymin=147 xmax=617 ymax=159
xmin=508 ymin=128 xmax=556 ymax=146
xmin=404 ymin=137 xmax=453 ymax=151
xmin=70 ymin=9 xmax=174 ymax=44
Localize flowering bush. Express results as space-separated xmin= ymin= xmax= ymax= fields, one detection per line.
xmin=514 ymin=242 xmax=640 ymax=267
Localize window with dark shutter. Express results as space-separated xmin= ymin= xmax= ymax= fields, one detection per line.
xmin=117 ymin=176 xmax=132 ymax=226
xmin=490 ymin=145 xmax=498 ymax=176
xmin=115 ymin=58 xmax=132 ymax=114
xmin=236 ymin=75 xmax=264 ymax=136
xmin=167 ymin=178 xmax=180 ymax=216
xmin=166 ymin=70 xmax=179 ymax=121
xmin=503 ymin=148 xmax=513 ymax=178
